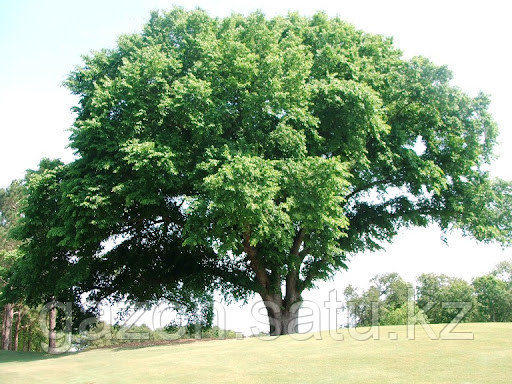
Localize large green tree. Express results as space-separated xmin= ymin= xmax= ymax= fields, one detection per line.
xmin=9 ymin=9 xmax=512 ymax=335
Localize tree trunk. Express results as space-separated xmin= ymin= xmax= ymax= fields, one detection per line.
xmin=13 ymin=308 xmax=23 ymax=351
xmin=258 ymin=265 xmax=303 ymax=336
xmin=22 ymin=327 xmax=28 ymax=351
xmin=264 ymin=296 xmax=301 ymax=336
xmin=244 ymin=229 xmax=306 ymax=336
xmin=27 ymin=324 xmax=32 ymax=352
xmin=1 ymin=305 xmax=5 ymax=349
xmin=48 ymin=303 xmax=57 ymax=354
xmin=2 ymin=303 xmax=14 ymax=350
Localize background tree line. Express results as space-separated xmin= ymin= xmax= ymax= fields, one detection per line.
xmin=344 ymin=261 xmax=512 ymax=327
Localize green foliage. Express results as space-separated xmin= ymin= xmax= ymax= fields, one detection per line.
xmin=0 ymin=180 xmax=24 ymax=253
xmin=416 ymin=273 xmax=475 ymax=324
xmin=492 ymin=260 xmax=512 ymax=288
xmin=185 ymin=155 xmax=350 ymax=270
xmin=472 ymin=274 xmax=512 ymax=322
xmin=5 ymin=160 xmax=78 ymax=305
xmin=344 ymin=273 xmax=427 ymax=326
xmin=371 ymin=273 xmax=410 ymax=311
xmin=348 ymin=265 xmax=512 ymax=327
xmin=379 ymin=304 xmax=426 ymax=326
xmin=0 ymin=180 xmax=25 ymax=306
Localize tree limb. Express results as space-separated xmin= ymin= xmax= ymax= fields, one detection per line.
xmin=345 ymin=178 xmax=392 ymax=201
xmin=243 ymin=231 xmax=270 ymax=295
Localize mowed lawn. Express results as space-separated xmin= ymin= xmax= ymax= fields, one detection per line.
xmin=1 ymin=323 xmax=511 ymax=384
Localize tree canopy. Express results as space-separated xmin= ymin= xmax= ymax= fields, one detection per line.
xmin=7 ymin=8 xmax=512 ymax=335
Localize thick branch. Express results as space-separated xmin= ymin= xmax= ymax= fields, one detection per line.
xmin=298 ymin=247 xmax=311 ymax=258
xmin=285 ymin=271 xmax=299 ymax=308
xmin=298 ymin=258 xmax=329 ymax=293
xmin=203 ymin=257 xmax=258 ymax=294
xmin=285 ymin=229 xmax=305 ymax=307
xmin=345 ymin=178 xmax=392 ymax=201
xmin=243 ymin=231 xmax=270 ymax=295
xmin=290 ymin=229 xmax=305 ymax=258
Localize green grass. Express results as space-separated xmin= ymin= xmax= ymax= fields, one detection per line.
xmin=1 ymin=323 xmax=511 ymax=383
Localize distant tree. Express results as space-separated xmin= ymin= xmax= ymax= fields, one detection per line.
xmin=416 ymin=273 xmax=475 ymax=324
xmin=8 ymin=8 xmax=512 ymax=335
xmin=472 ymin=275 xmax=512 ymax=322
xmin=344 ymin=284 xmax=381 ymax=326
xmin=0 ymin=182 xmax=23 ymax=247
xmin=0 ymin=180 xmax=24 ymax=350
xmin=371 ymin=273 xmax=410 ymax=311
xmin=492 ymin=260 xmax=512 ymax=289
xmin=344 ymin=273 xmax=422 ymax=326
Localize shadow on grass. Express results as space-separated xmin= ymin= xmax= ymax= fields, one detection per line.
xmin=0 ymin=350 xmax=73 ymax=363
xmin=0 ymin=338 xmax=223 ymax=361
xmin=109 ymin=338 xmax=213 ymax=352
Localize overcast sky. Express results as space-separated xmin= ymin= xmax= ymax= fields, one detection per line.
xmin=1 ymin=0 xmax=511 ymax=333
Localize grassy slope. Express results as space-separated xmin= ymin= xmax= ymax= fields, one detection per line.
xmin=0 ymin=323 xmax=511 ymax=384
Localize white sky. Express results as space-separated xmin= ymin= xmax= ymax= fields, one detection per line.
xmin=1 ymin=0 xmax=511 ymax=334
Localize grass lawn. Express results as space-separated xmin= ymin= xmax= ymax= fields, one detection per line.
xmin=1 ymin=323 xmax=511 ymax=383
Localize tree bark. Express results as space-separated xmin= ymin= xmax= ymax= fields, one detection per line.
xmin=48 ymin=303 xmax=57 ymax=354
xmin=13 ymin=307 xmax=23 ymax=351
xmin=264 ymin=296 xmax=301 ymax=336
xmin=2 ymin=303 xmax=14 ymax=350
xmin=243 ymin=231 xmax=270 ymax=293
xmin=22 ymin=327 xmax=28 ymax=351
xmin=1 ymin=305 xmax=5 ymax=349
xmin=2 ymin=304 xmax=14 ymax=351
xmin=244 ymin=228 xmax=306 ymax=336
xmin=26 ymin=324 xmax=32 ymax=352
